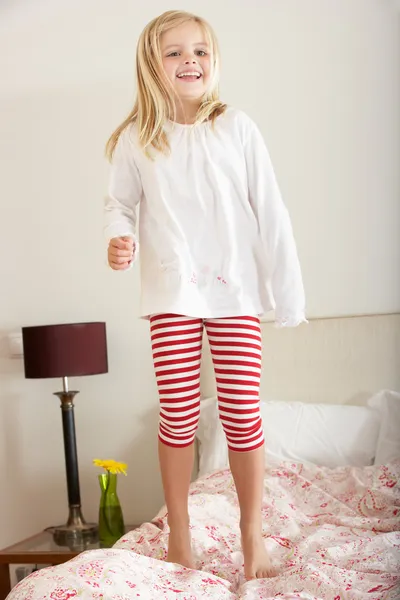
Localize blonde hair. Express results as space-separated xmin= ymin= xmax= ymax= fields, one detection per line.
xmin=106 ymin=10 xmax=226 ymax=159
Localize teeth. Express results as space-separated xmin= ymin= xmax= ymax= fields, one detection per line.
xmin=177 ymin=72 xmax=201 ymax=78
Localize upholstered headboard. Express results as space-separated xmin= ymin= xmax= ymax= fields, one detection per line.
xmin=200 ymin=313 xmax=400 ymax=405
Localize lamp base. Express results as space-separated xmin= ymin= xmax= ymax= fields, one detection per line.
xmin=47 ymin=506 xmax=98 ymax=549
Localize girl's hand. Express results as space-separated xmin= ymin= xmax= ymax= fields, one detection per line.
xmin=108 ymin=236 xmax=134 ymax=270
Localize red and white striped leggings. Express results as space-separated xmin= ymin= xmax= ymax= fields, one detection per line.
xmin=150 ymin=314 xmax=264 ymax=452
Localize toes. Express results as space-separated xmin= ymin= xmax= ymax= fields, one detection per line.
xmin=257 ymin=566 xmax=276 ymax=579
xmin=246 ymin=567 xmax=276 ymax=580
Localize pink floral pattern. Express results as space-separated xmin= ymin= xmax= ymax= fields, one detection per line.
xmin=8 ymin=460 xmax=400 ymax=599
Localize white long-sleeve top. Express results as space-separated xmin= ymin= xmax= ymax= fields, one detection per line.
xmin=104 ymin=107 xmax=306 ymax=326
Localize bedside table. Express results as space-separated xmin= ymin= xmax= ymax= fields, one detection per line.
xmin=0 ymin=526 xmax=138 ymax=600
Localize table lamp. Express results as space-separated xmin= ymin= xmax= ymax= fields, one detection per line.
xmin=22 ymin=322 xmax=108 ymax=546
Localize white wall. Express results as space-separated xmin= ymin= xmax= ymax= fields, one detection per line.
xmin=0 ymin=0 xmax=399 ymax=548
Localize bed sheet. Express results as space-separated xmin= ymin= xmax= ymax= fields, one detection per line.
xmin=8 ymin=460 xmax=400 ymax=600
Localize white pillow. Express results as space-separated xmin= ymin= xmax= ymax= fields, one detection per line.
xmin=196 ymin=397 xmax=381 ymax=476
xmin=197 ymin=398 xmax=229 ymax=476
xmin=368 ymin=390 xmax=400 ymax=465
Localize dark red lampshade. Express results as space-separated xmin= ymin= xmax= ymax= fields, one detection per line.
xmin=22 ymin=322 xmax=108 ymax=379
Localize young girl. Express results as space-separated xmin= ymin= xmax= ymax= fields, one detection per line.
xmin=104 ymin=10 xmax=305 ymax=580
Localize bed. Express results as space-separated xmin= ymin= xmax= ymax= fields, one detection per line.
xmin=7 ymin=459 xmax=400 ymax=600
xmin=7 ymin=387 xmax=400 ymax=600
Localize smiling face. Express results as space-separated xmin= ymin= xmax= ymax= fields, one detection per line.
xmin=160 ymin=20 xmax=212 ymax=104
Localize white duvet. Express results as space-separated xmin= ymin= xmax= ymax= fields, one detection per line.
xmin=8 ymin=460 xmax=400 ymax=600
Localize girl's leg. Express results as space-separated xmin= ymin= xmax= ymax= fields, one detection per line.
xmin=229 ymin=446 xmax=272 ymax=579
xmin=205 ymin=316 xmax=274 ymax=580
xmin=150 ymin=314 xmax=204 ymax=568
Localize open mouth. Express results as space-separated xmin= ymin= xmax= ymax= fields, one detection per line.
xmin=176 ymin=71 xmax=202 ymax=82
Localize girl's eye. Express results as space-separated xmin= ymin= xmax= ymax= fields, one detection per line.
xmin=166 ymin=50 xmax=207 ymax=58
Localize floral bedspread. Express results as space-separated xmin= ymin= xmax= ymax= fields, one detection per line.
xmin=8 ymin=460 xmax=400 ymax=600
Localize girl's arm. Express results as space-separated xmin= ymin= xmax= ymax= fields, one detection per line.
xmin=104 ymin=128 xmax=142 ymax=263
xmin=244 ymin=120 xmax=306 ymax=327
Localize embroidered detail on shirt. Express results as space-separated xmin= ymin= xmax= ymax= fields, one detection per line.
xmin=188 ymin=271 xmax=229 ymax=286
xmin=160 ymin=260 xmax=179 ymax=273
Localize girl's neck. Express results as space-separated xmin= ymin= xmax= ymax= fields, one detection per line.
xmin=173 ymin=100 xmax=201 ymax=125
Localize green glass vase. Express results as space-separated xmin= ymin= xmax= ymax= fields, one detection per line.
xmin=98 ymin=472 xmax=125 ymax=547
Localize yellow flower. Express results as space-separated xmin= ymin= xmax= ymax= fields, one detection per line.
xmin=93 ymin=459 xmax=127 ymax=476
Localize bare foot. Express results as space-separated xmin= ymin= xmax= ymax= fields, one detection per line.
xmin=241 ymin=530 xmax=275 ymax=580
xmin=167 ymin=526 xmax=195 ymax=569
